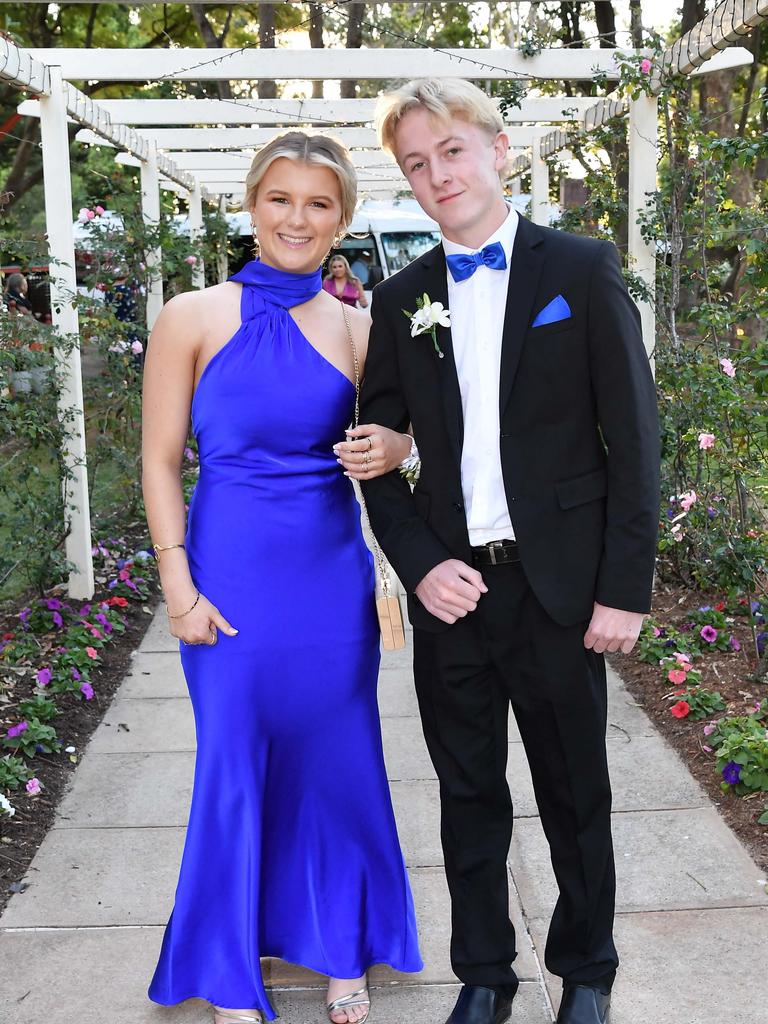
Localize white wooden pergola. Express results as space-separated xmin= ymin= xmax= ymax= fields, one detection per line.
xmin=1 ymin=0 xmax=764 ymax=599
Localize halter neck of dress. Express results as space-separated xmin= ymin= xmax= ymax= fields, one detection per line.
xmin=229 ymin=259 xmax=322 ymax=312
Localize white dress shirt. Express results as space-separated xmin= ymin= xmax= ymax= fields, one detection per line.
xmin=443 ymin=205 xmax=518 ymax=546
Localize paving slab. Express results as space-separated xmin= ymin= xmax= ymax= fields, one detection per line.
xmin=138 ymin=614 xmax=180 ymax=654
xmin=510 ymin=807 xmax=768 ymax=916
xmin=88 ymin=697 xmax=196 ymax=754
xmin=122 ymin=652 xmax=187 ymax=698
xmin=0 ymin=826 xmax=184 ymax=928
xmin=380 ymin=716 xmax=435 ymax=781
xmin=54 ymin=751 xmax=195 ymax=829
xmin=505 ymin=734 xmax=707 ymax=819
xmin=376 ymin=666 xmax=420 ymax=718
xmin=529 ymin=906 xmax=768 ymax=1024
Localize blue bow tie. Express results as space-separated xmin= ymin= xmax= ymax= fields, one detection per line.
xmin=446 ymin=241 xmax=507 ymax=283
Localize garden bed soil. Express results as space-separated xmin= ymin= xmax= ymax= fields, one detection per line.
xmin=611 ymin=581 xmax=768 ymax=875
xmin=0 ymin=590 xmax=159 ymax=918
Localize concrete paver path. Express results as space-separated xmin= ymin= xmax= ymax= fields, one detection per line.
xmin=1 ymin=611 xmax=767 ymax=1024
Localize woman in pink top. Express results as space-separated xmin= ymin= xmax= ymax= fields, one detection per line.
xmin=323 ymin=255 xmax=368 ymax=308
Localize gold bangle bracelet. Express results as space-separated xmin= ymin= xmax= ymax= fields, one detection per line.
xmin=166 ymin=590 xmax=200 ymax=619
xmin=153 ymin=542 xmax=185 ymax=558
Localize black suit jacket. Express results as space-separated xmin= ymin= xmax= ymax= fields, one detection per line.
xmin=360 ymin=215 xmax=660 ymax=632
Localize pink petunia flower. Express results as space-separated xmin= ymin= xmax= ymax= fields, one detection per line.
xmin=85 ymin=646 xmax=98 ymax=660
xmin=719 ymin=357 xmax=736 ymax=378
xmin=674 ymin=651 xmax=692 ymax=665
xmin=703 ymin=722 xmax=717 ymax=736
xmin=698 ymin=432 xmax=716 ymax=450
xmin=700 ymin=625 xmax=718 ymax=643
xmin=668 ymin=669 xmax=687 ymax=685
xmin=640 ymin=58 xmax=652 ymax=74
xmin=25 ymin=777 xmax=41 ymax=795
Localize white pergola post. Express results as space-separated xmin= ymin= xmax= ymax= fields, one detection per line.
xmin=188 ymin=183 xmax=206 ymax=290
xmin=530 ymin=131 xmax=550 ymax=226
xmin=628 ymin=94 xmax=659 ymax=362
xmin=39 ymin=66 xmax=94 ymax=600
xmin=217 ymin=195 xmax=230 ymax=284
xmin=140 ymin=143 xmax=164 ymax=331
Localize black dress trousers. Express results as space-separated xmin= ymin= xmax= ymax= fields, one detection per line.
xmin=412 ymin=560 xmax=619 ymax=999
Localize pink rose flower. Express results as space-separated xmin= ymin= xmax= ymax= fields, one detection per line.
xmin=131 ymin=340 xmax=144 ymax=355
xmin=185 ymin=255 xmax=198 ymax=265
xmin=640 ymin=58 xmax=652 ymax=74
xmin=86 ymin=209 xmax=95 ymax=220
xmin=77 ymin=208 xmax=90 ymax=222
xmin=719 ymin=357 xmax=736 ymax=378
xmin=698 ymin=432 xmax=715 ymax=450
xmin=680 ymin=490 xmax=697 ymax=512
xmin=95 ymin=205 xmax=105 ymax=215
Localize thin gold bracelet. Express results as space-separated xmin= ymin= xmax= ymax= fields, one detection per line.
xmin=153 ymin=542 xmax=185 ymax=558
xmin=166 ymin=590 xmax=200 ymax=619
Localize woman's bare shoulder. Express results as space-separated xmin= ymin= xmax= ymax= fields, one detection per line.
xmin=152 ymin=282 xmax=240 ymax=341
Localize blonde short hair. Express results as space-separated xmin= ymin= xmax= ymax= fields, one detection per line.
xmin=376 ymin=78 xmax=504 ymax=159
xmin=243 ymin=131 xmax=357 ymax=230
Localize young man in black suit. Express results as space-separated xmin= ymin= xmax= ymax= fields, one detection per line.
xmin=350 ymin=78 xmax=659 ymax=1024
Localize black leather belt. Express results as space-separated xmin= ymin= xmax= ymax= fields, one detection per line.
xmin=470 ymin=539 xmax=520 ymax=567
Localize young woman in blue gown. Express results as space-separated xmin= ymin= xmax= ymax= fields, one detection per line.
xmin=141 ymin=132 xmax=423 ymax=1024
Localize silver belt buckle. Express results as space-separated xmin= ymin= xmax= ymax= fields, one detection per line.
xmin=487 ymin=541 xmax=504 ymax=566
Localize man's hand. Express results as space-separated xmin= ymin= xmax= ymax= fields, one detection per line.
xmin=415 ymin=559 xmax=488 ymax=624
xmin=584 ymin=602 xmax=645 ymax=654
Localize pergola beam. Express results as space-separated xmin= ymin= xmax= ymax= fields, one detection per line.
xmin=26 ymin=47 xmax=640 ymax=82
xmin=23 ymin=96 xmax=603 ymax=128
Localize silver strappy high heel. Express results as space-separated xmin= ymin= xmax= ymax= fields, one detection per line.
xmin=212 ymin=1008 xmax=264 ymax=1023
xmin=326 ymin=986 xmax=371 ymax=1024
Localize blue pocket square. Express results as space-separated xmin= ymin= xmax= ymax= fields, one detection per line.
xmin=531 ymin=294 xmax=572 ymax=328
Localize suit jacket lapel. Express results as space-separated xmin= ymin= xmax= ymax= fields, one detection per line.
xmin=418 ymin=244 xmax=464 ymax=469
xmin=499 ymin=216 xmax=546 ymax=418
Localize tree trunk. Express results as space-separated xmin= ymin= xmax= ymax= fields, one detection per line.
xmin=1 ymin=118 xmax=42 ymax=213
xmin=190 ymin=4 xmax=234 ymax=99
xmin=258 ymin=2 xmax=277 ymax=100
xmin=308 ymin=3 xmax=324 ymax=100
xmin=629 ymin=0 xmax=643 ymax=47
xmin=340 ymin=2 xmax=364 ymax=100
xmin=594 ymin=1 xmax=617 ymax=47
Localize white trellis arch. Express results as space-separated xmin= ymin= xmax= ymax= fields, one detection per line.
xmin=1 ymin=0 xmax=763 ymax=599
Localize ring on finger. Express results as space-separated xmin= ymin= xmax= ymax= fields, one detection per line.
xmin=366 ymin=436 xmax=373 ymax=451
xmin=362 ymin=451 xmax=372 ymax=464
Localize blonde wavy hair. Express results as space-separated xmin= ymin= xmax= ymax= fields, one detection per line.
xmin=243 ymin=131 xmax=358 ymax=231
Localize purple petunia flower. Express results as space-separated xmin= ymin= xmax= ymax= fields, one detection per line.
xmin=71 ymin=667 xmax=81 ymax=682
xmin=757 ymin=632 xmax=767 ymax=656
xmin=45 ymin=598 xmax=63 ymax=611
xmin=700 ymin=625 xmax=718 ymax=643
xmin=699 ymin=605 xmax=712 ymax=613
xmin=666 ymin=507 xmax=676 ymax=519
xmin=729 ymin=635 xmax=741 ymax=652
xmin=681 ymin=622 xmax=695 ymax=632
xmin=707 ymin=507 xmax=717 ymax=518
xmin=81 ymin=682 xmax=94 ymax=701
xmin=94 ymin=613 xmax=108 ymax=626
xmin=37 ymin=667 xmax=52 ymax=687
xmin=19 ymin=607 xmax=31 ymax=624
xmin=722 ymin=761 xmax=742 ymax=785
xmin=6 ymin=721 xmax=29 ymax=738
xmin=664 ymin=639 xmax=676 ymax=648
xmin=79 ymin=603 xmax=92 ymax=617
xmin=52 ymin=611 xmax=63 ymax=628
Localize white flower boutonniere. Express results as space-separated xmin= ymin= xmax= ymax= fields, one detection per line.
xmin=403 ymin=292 xmax=451 ymax=359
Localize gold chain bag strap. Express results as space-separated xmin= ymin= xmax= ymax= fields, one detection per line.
xmin=341 ymin=303 xmax=406 ymax=652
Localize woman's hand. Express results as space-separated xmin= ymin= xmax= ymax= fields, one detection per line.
xmin=334 ymin=424 xmax=412 ymax=480
xmin=165 ymin=587 xmax=239 ymax=646
xmin=356 ymin=282 xmax=369 ymax=309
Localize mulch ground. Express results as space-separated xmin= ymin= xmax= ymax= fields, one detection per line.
xmin=610 ymin=580 xmax=768 ymax=875
xmin=0 ymin=586 xmax=159 ymax=918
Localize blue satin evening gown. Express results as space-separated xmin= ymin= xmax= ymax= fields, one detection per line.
xmin=148 ymin=260 xmax=422 ymax=1019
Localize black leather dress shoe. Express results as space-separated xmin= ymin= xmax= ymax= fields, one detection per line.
xmin=556 ymin=983 xmax=611 ymax=1024
xmin=445 ymin=985 xmax=513 ymax=1024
